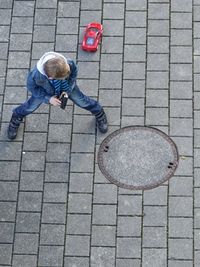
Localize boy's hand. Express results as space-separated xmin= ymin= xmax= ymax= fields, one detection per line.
xmin=50 ymin=96 xmax=61 ymax=106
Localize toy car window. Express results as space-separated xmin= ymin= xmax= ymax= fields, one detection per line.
xmin=90 ymin=27 xmax=99 ymax=32
xmin=86 ymin=37 xmax=95 ymax=45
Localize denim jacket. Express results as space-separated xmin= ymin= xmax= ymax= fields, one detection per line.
xmin=26 ymin=59 xmax=77 ymax=104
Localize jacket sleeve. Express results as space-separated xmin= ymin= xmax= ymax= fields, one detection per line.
xmin=67 ymin=59 xmax=78 ymax=88
xmin=27 ymin=71 xmax=52 ymax=104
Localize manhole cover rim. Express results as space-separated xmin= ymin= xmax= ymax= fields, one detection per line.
xmin=97 ymin=126 xmax=179 ymax=190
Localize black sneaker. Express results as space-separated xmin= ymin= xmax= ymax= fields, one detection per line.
xmin=7 ymin=114 xmax=23 ymax=140
xmin=96 ymin=109 xmax=108 ymax=133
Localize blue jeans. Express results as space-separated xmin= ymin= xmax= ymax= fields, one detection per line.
xmin=13 ymin=85 xmax=102 ymax=117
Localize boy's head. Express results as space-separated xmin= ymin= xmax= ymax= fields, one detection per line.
xmin=44 ymin=57 xmax=70 ymax=80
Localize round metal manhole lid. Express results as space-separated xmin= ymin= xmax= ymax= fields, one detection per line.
xmin=98 ymin=126 xmax=179 ymax=190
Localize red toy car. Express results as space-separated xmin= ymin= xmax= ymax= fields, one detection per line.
xmin=82 ymin=22 xmax=103 ymax=52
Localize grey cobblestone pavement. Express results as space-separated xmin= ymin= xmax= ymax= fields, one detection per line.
xmin=0 ymin=0 xmax=199 ymax=266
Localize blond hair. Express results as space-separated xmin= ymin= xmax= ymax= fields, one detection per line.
xmin=44 ymin=57 xmax=70 ymax=79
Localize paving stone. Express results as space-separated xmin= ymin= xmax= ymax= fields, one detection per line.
xmin=65 ymin=235 xmax=90 ymax=256
xmin=81 ymin=0 xmax=102 ymax=10
xmin=124 ymin=62 xmax=145 ymax=79
xmin=42 ymin=203 xmax=66 ymax=224
xmin=40 ymin=224 xmax=65 ymax=245
xmin=35 ymin=8 xmax=57 ymax=25
xmin=125 ymin=27 xmax=146 ymax=44
xmin=56 ymin=34 xmax=77 ymax=52
xmin=23 ymin=132 xmax=47 ymax=152
xmin=11 ymin=17 xmax=33 ymax=34
xmin=170 ymin=118 xmax=193 ymax=137
xmin=0 ymin=26 xmax=10 ymax=42
xmin=146 ymin=90 xmax=168 ymax=107
xmin=33 ymin=25 xmax=56 ymax=42
xmin=195 ymin=229 xmax=200 ymax=249
xmin=0 ymin=202 xmax=16 ymax=222
xmin=147 ymin=71 xmax=168 ymax=89
xmin=102 ymin=36 xmax=124 ymax=53
xmin=169 ymin=196 xmax=193 ymax=217
xmin=18 ymin=192 xmax=42 ymax=212
xmin=14 ymin=233 xmax=39 ymax=254
xmin=39 ymin=246 xmax=64 ymax=266
xmin=126 ymin=0 xmax=146 ymax=10
xmin=0 ymin=244 xmax=12 ymax=265
xmin=45 ymin=162 xmax=69 ymax=182
xmin=170 ymin=81 xmax=192 ymax=99
xmin=118 ymin=195 xmax=142 ymax=215
xmin=71 ymin=133 xmax=95 ymax=153
xmin=20 ymin=171 xmax=43 ymax=191
xmin=91 ymin=247 xmax=115 ymax=267
xmin=194 ymin=168 xmax=200 ymax=187
xmin=0 ymin=161 xmax=20 ymax=181
xmin=117 ymin=216 xmax=141 ymax=237
xmin=195 ymin=188 xmax=200 ymax=207
xmin=93 ymin=184 xmax=117 ymax=204
xmin=4 ymin=86 xmax=27 ymax=104
xmin=148 ymin=36 xmax=169 ymax=53
xmin=122 ymin=98 xmax=144 ymax=116
xmin=22 ymin=151 xmax=45 ymax=171
xmin=171 ymin=29 xmax=192 ymax=46
xmin=169 ymin=239 xmax=193 ymax=260
xmin=169 ymin=176 xmax=193 ymax=196
xmin=149 ymin=3 xmax=169 ymax=19
xmin=170 ymin=99 xmax=192 ymax=118
xmin=195 ymin=251 xmax=200 ymax=266
xmin=117 ymin=237 xmax=141 ymax=258
xmin=142 ymin=249 xmax=167 ymax=267
xmin=100 ymin=71 xmax=122 ymax=89
xmin=125 ymin=44 xmax=146 ymax=62
xmin=12 ymin=255 xmax=37 ymax=267
xmin=0 ymin=9 xmax=11 ymax=25
xmin=71 ymin=153 xmax=94 ymax=172
xmin=195 ymin=110 xmax=200 ymax=128
xmin=0 ymin=222 xmax=14 ymax=243
xmin=148 ymin=20 xmax=169 ymax=36
xmin=25 ymin=113 xmax=49 ymax=132
xmin=0 ymin=0 xmax=12 ymax=8
xmin=64 ymin=257 xmax=89 ymax=267
xmin=44 ymin=183 xmax=68 ymax=203
xmin=73 ymin=115 xmax=95 ymax=134
xmin=99 ymin=89 xmax=121 ymax=107
xmin=172 ymin=0 xmax=192 ymax=11
xmin=171 ymin=12 xmax=192 ymax=29
xmin=144 ymin=186 xmax=168 ymax=205
xmin=58 ymin=1 xmax=80 ymax=17
xmin=147 ymin=53 xmax=169 ymax=71
xmin=68 ymin=193 xmax=92 ymax=214
xmin=57 ymin=18 xmax=78 ymax=34
xmin=46 ymin=143 xmax=70 ymax=163
xmin=123 ymin=80 xmax=145 ymax=98
xmin=93 ymin=204 xmax=116 ymax=225
xmin=10 ymin=33 xmax=32 ymax=51
xmin=101 ymin=54 xmax=122 ymax=71
xmin=143 ymin=226 xmax=167 ymax=248
xmin=126 ymin=11 xmax=146 ymax=27
xmin=171 ymin=46 xmax=192 ymax=64
xmin=36 ymin=0 xmax=57 ymax=8
xmin=143 ymin=206 xmax=167 ymax=226
xmin=32 ymin=42 xmax=55 ymax=59
xmin=16 ymin=212 xmax=40 ymax=233
xmin=67 ymin=214 xmax=91 ymax=235
xmin=146 ymin=107 xmax=168 ymax=125
xmin=69 ymin=173 xmax=93 ymax=193
xmin=0 ymin=181 xmax=18 ymax=201
xmin=104 ymin=3 xmax=124 ymax=19
xmin=92 ymin=225 xmax=116 ymax=246
xmin=13 ymin=1 xmax=35 ymax=16
xmin=168 ymin=260 xmax=193 ymax=267
xmin=80 ymin=10 xmax=102 ymax=26
xmin=175 ymin=157 xmax=193 ymax=176
xmin=50 ymin=105 xmax=73 ymax=124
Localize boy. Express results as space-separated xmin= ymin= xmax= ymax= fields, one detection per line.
xmin=7 ymin=51 xmax=108 ymax=139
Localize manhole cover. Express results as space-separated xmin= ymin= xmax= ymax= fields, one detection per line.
xmin=98 ymin=126 xmax=179 ymax=190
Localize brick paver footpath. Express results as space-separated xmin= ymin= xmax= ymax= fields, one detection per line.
xmin=0 ymin=0 xmax=199 ymax=266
